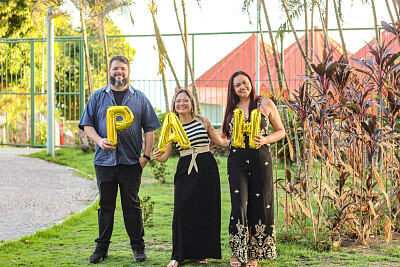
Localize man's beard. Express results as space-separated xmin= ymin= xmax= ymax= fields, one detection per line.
xmin=110 ymin=74 xmax=129 ymax=89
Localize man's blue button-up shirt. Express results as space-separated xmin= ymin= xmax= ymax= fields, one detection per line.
xmin=79 ymin=84 xmax=161 ymax=166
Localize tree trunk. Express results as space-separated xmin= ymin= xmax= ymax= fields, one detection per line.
xmin=325 ymin=0 xmax=329 ymax=32
xmin=304 ymin=0 xmax=311 ymax=103
xmin=385 ymin=0 xmax=395 ymax=23
xmin=261 ymin=0 xmax=283 ymax=92
xmin=281 ymin=0 xmax=312 ymax=71
xmin=311 ymin=1 xmax=315 ymax=63
xmin=304 ymin=0 xmax=310 ymax=75
xmin=152 ymin=7 xmax=171 ymax=112
xmin=261 ymin=0 xmax=296 ymax=163
xmin=316 ymin=1 xmax=330 ymax=53
xmin=332 ymin=0 xmax=348 ymax=59
xmin=393 ymin=0 xmax=400 ymax=22
xmin=161 ymin=70 xmax=170 ymax=112
xmin=281 ymin=0 xmax=313 ymax=164
xmin=371 ymin=0 xmax=382 ymax=125
xmin=79 ymin=2 xmax=93 ymax=97
xmin=371 ymin=0 xmax=381 ymax=44
xmin=150 ymin=0 xmax=172 ymax=111
xmin=101 ymin=17 xmax=109 ymax=83
xmin=301 ymin=0 xmax=310 ymax=169
xmin=324 ymin=0 xmax=329 ymax=56
xmin=258 ymin=1 xmax=275 ymax=97
xmin=150 ymin=2 xmax=182 ymax=90
xmin=182 ymin=0 xmax=188 ymax=90
xmin=173 ymin=0 xmax=201 ymax=114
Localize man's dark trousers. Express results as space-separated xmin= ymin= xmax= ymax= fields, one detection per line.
xmin=94 ymin=163 xmax=144 ymax=250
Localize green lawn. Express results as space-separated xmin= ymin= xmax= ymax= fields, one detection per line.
xmin=1 ymin=147 xmax=400 ymax=266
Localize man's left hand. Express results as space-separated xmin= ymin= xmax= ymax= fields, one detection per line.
xmin=139 ymin=157 xmax=150 ymax=169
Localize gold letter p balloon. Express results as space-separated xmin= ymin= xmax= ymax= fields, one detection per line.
xmin=232 ymin=108 xmax=261 ymax=149
xmin=106 ymin=106 xmax=134 ymax=147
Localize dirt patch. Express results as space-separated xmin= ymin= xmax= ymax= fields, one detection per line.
xmin=339 ymin=232 xmax=400 ymax=255
xmin=141 ymin=178 xmax=155 ymax=184
xmin=145 ymin=239 xmax=171 ymax=250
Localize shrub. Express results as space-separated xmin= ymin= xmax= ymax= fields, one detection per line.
xmin=141 ymin=195 xmax=155 ymax=227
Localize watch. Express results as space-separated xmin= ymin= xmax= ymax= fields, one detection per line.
xmin=143 ymin=154 xmax=151 ymax=161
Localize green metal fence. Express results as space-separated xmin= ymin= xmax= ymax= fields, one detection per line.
xmin=0 ymin=28 xmax=382 ymax=147
xmin=0 ymin=36 xmax=133 ymax=147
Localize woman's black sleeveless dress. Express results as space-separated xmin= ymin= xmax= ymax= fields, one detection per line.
xmin=227 ymin=102 xmax=277 ymax=262
xmin=171 ymin=119 xmax=221 ymax=262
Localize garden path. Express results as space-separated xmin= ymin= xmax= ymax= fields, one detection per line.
xmin=0 ymin=147 xmax=97 ymax=242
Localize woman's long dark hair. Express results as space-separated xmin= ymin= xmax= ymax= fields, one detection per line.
xmin=222 ymin=71 xmax=259 ymax=138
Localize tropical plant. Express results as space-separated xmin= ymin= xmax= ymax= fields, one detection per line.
xmin=87 ymin=0 xmax=134 ymax=76
xmin=282 ymin=28 xmax=400 ymax=249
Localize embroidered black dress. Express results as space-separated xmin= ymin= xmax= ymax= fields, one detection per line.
xmin=228 ymin=103 xmax=277 ymax=262
xmin=171 ymin=120 xmax=222 ymax=262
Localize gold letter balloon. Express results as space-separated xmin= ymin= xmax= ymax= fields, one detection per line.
xmin=157 ymin=112 xmax=191 ymax=153
xmin=232 ymin=108 xmax=261 ymax=149
xmin=106 ymin=106 xmax=134 ymax=146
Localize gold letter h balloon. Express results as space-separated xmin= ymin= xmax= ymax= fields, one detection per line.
xmin=106 ymin=106 xmax=134 ymax=147
xmin=232 ymin=108 xmax=261 ymax=149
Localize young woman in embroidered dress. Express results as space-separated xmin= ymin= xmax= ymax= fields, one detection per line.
xmin=153 ymin=89 xmax=230 ymax=267
xmin=221 ymin=71 xmax=285 ymax=267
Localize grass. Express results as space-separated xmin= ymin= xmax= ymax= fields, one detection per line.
xmin=1 ymin=147 xmax=400 ymax=266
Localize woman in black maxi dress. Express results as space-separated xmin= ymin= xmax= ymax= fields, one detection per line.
xmin=221 ymin=71 xmax=285 ymax=267
xmin=153 ymin=89 xmax=230 ymax=267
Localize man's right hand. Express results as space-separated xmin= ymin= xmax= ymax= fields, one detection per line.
xmin=97 ymin=138 xmax=115 ymax=150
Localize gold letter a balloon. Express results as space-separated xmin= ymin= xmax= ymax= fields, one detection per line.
xmin=157 ymin=112 xmax=191 ymax=153
xmin=106 ymin=106 xmax=134 ymax=146
xmin=232 ymin=108 xmax=261 ymax=149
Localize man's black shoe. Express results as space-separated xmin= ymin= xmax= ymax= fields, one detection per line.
xmin=89 ymin=246 xmax=109 ymax=264
xmin=133 ymin=248 xmax=147 ymax=262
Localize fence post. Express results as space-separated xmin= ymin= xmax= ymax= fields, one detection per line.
xmin=256 ymin=0 xmax=260 ymax=94
xmin=192 ymin=34 xmax=195 ymax=77
xmin=30 ymin=41 xmax=35 ymax=146
xmin=47 ymin=7 xmax=55 ymax=156
xmin=281 ymin=35 xmax=284 ymax=96
xmin=79 ymin=38 xmax=85 ymax=117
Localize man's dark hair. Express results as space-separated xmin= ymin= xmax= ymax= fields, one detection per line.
xmin=109 ymin=56 xmax=130 ymax=69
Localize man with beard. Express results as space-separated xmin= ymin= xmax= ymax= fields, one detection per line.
xmin=79 ymin=55 xmax=161 ymax=264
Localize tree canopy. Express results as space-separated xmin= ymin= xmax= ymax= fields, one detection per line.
xmin=0 ymin=0 xmax=41 ymax=38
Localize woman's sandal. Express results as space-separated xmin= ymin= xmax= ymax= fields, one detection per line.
xmin=246 ymin=259 xmax=257 ymax=267
xmin=167 ymin=260 xmax=179 ymax=267
xmin=230 ymin=257 xmax=242 ymax=267
xmin=197 ymin=259 xmax=208 ymax=264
